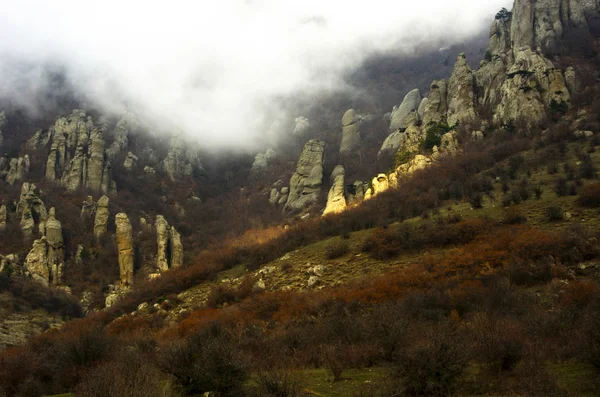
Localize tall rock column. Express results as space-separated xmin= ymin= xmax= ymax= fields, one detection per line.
xmin=169 ymin=227 xmax=184 ymax=268
xmin=115 ymin=213 xmax=134 ymax=286
xmin=45 ymin=208 xmax=65 ymax=286
xmin=323 ymin=165 xmax=347 ymax=216
xmin=155 ymin=215 xmax=171 ymax=272
xmin=284 ymin=140 xmax=325 ymax=215
xmin=155 ymin=215 xmax=184 ymax=271
xmin=0 ymin=205 xmax=6 ymax=231
xmin=94 ymin=196 xmax=110 ymax=240
xmin=447 ymin=53 xmax=478 ymax=126
xmin=340 ymin=109 xmax=361 ymax=155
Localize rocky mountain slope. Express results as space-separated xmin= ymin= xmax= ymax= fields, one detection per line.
xmin=2 ymin=0 xmax=600 ymax=395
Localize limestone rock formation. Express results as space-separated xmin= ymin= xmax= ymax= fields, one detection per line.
xmin=293 ymin=117 xmax=310 ymax=135
xmin=422 ymin=80 xmax=448 ymax=127
xmin=115 ymin=213 xmax=134 ymax=286
xmin=169 ymin=227 xmax=184 ymax=269
xmin=347 ymin=181 xmax=368 ymax=205
xmin=284 ymin=139 xmax=325 ymax=214
xmin=0 ymin=205 xmax=6 ymax=231
xmin=5 ymin=155 xmax=30 ymax=185
xmin=26 ymin=129 xmax=53 ymax=151
xmin=107 ymin=113 xmax=138 ymax=158
xmin=447 ymin=54 xmax=478 ymax=126
xmin=94 ymin=196 xmax=110 ymax=240
xmin=81 ymin=196 xmax=97 ymax=219
xmin=23 ymin=208 xmax=64 ymax=286
xmin=378 ymin=131 xmax=403 ymax=158
xmin=45 ymin=110 xmax=115 ymax=193
xmin=417 ymin=98 xmax=429 ymax=121
xmin=251 ymin=148 xmax=277 ymax=174
xmin=17 ymin=183 xmax=47 ymax=238
xmin=323 ymin=165 xmax=347 ymax=216
xmin=162 ymin=134 xmax=204 ymax=181
xmin=340 ymin=109 xmax=361 ymax=155
xmin=367 ymin=174 xmax=390 ymax=198
xmin=390 ymin=89 xmax=422 ymax=131
xmin=123 ymin=152 xmax=138 ymax=170
xmin=155 ymin=216 xmax=184 ymax=272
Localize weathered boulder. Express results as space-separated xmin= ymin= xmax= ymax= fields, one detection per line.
xmin=284 ymin=140 xmax=325 ymax=214
xmin=293 ymin=117 xmax=310 ymax=135
xmin=378 ymin=131 xmax=403 ymax=158
xmin=396 ymin=154 xmax=432 ymax=177
xmin=115 ymin=213 xmax=134 ymax=286
xmin=340 ymin=109 xmax=361 ymax=155
xmin=390 ymin=89 xmax=422 ymax=131
xmin=323 ymin=165 xmax=347 ymax=216
xmin=347 ymin=181 xmax=368 ymax=205
xmin=123 ymin=152 xmax=138 ymax=170
xmin=144 ymin=166 xmax=156 ymax=174
xmin=447 ymin=54 xmax=478 ymax=126
xmin=422 ymin=80 xmax=448 ymax=127
xmin=371 ymin=174 xmax=390 ymax=197
xmin=94 ymin=196 xmax=110 ymax=240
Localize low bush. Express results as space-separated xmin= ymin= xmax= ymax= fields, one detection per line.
xmin=578 ymin=183 xmax=600 ymax=207
xmin=546 ymin=205 xmax=564 ymax=221
xmin=504 ymin=207 xmax=527 ymax=224
xmin=324 ymin=240 xmax=350 ymax=260
xmin=395 ymin=324 xmax=467 ymax=396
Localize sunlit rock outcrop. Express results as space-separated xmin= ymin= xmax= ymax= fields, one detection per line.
xmin=323 ymin=165 xmax=347 ymax=216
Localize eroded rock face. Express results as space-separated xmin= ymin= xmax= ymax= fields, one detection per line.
xmin=17 ymin=183 xmax=47 ymax=239
xmin=390 ymin=89 xmax=422 ymax=131
xmin=163 ymin=134 xmax=204 ymax=181
xmin=107 ymin=113 xmax=138 ymax=158
xmin=422 ymin=80 xmax=448 ymax=127
xmin=284 ymin=140 xmax=325 ymax=214
xmin=81 ymin=196 xmax=97 ymax=219
xmin=293 ymin=117 xmax=310 ymax=135
xmin=323 ymin=165 xmax=347 ymax=216
xmin=5 ymin=156 xmax=30 ymax=185
xmin=45 ymin=110 xmax=115 ymax=193
xmin=115 ymin=213 xmax=134 ymax=286
xmin=251 ymin=148 xmax=277 ymax=174
xmin=155 ymin=216 xmax=184 ymax=272
xmin=0 ymin=205 xmax=6 ymax=231
xmin=378 ymin=131 xmax=403 ymax=158
xmin=94 ymin=196 xmax=110 ymax=240
xmin=23 ymin=208 xmax=64 ymax=286
xmin=340 ymin=109 xmax=361 ymax=155
xmin=123 ymin=152 xmax=138 ymax=170
xmin=447 ymin=54 xmax=478 ymax=126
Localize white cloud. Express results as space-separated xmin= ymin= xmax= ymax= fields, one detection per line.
xmin=0 ymin=0 xmax=512 ymax=148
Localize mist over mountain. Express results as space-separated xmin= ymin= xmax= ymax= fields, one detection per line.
xmin=0 ymin=0 xmax=510 ymax=149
